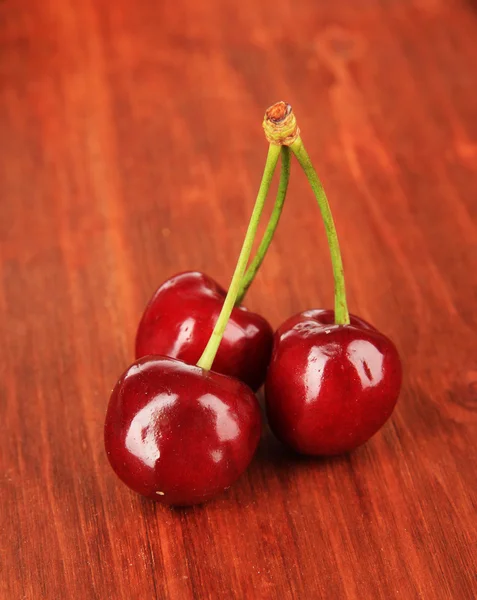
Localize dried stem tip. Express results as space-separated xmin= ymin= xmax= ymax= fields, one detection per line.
xmin=263 ymin=101 xmax=300 ymax=146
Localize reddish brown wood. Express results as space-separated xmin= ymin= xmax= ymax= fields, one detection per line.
xmin=1 ymin=0 xmax=476 ymax=598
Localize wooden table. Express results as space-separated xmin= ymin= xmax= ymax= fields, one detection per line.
xmin=2 ymin=0 xmax=476 ymax=598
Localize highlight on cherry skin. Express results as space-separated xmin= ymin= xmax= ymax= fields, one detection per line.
xmin=265 ymin=309 xmax=402 ymax=456
xmin=135 ymin=272 xmax=273 ymax=392
xmin=104 ymin=355 xmax=262 ymax=506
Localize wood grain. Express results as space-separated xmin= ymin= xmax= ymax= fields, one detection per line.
xmin=1 ymin=0 xmax=476 ymax=598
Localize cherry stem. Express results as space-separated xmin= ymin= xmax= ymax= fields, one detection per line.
xmin=197 ymin=143 xmax=281 ymax=371
xmin=290 ymin=136 xmax=350 ymax=325
xmin=235 ymin=146 xmax=291 ymax=305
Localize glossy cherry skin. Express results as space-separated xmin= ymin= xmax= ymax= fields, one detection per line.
xmin=135 ymin=271 xmax=273 ymax=392
xmin=104 ymin=355 xmax=262 ymax=506
xmin=265 ymin=309 xmax=402 ymax=456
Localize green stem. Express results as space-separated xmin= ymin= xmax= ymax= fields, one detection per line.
xmin=197 ymin=144 xmax=281 ymax=371
xmin=290 ymin=136 xmax=350 ymax=325
xmin=235 ymin=146 xmax=291 ymax=305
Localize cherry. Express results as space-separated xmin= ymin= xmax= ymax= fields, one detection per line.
xmin=260 ymin=102 xmax=402 ymax=456
xmin=265 ymin=309 xmax=402 ymax=455
xmin=135 ymin=271 xmax=273 ymax=392
xmin=105 ymin=135 xmax=284 ymax=505
xmin=104 ymin=355 xmax=262 ymax=506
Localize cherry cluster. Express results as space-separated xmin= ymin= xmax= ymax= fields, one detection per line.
xmin=104 ymin=102 xmax=402 ymax=506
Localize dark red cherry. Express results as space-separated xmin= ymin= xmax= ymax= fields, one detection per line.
xmin=135 ymin=272 xmax=273 ymax=392
xmin=265 ymin=309 xmax=402 ymax=455
xmin=104 ymin=355 xmax=262 ymax=506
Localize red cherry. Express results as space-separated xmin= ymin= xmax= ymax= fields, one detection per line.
xmin=104 ymin=355 xmax=262 ymax=506
xmin=135 ymin=272 xmax=273 ymax=391
xmin=265 ymin=309 xmax=402 ymax=455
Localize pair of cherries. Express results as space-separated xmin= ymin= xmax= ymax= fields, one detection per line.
xmin=104 ymin=103 xmax=402 ymax=506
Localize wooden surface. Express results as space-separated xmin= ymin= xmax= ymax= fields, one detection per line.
xmin=1 ymin=0 xmax=476 ymax=598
